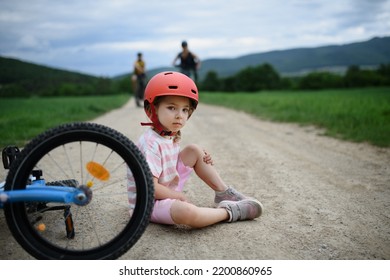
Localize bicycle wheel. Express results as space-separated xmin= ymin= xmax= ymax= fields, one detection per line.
xmin=4 ymin=122 xmax=154 ymax=259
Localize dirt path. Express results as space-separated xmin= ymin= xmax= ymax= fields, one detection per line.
xmin=1 ymin=99 xmax=389 ymax=259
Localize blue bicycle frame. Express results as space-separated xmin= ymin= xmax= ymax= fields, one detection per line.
xmin=0 ymin=179 xmax=89 ymax=208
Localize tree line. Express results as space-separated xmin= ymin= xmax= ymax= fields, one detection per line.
xmin=1 ymin=55 xmax=389 ymax=98
xmin=199 ymin=63 xmax=390 ymax=92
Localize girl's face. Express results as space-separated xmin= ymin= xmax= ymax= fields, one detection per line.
xmin=155 ymin=95 xmax=191 ymax=134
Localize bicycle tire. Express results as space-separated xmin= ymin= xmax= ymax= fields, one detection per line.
xmin=4 ymin=122 xmax=154 ymax=259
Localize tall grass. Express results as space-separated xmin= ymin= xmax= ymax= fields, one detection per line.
xmin=0 ymin=95 xmax=129 ymax=147
xmin=201 ymin=87 xmax=390 ymax=147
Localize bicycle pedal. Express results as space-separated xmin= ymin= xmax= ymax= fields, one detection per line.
xmin=64 ymin=208 xmax=75 ymax=239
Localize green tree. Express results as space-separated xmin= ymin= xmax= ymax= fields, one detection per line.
xmin=220 ymin=76 xmax=237 ymax=92
xmin=201 ymin=71 xmax=220 ymax=91
xmin=114 ymin=77 xmax=132 ymax=94
xmin=235 ymin=63 xmax=281 ymax=91
xmin=376 ymin=63 xmax=390 ymax=85
xmin=298 ymin=72 xmax=344 ymax=89
xmin=235 ymin=66 xmax=257 ymax=91
xmin=344 ymin=65 xmax=383 ymax=87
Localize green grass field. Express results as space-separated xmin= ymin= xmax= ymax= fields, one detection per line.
xmin=1 ymin=87 xmax=389 ymax=148
xmin=201 ymin=87 xmax=390 ymax=147
xmin=0 ymin=95 xmax=129 ymax=147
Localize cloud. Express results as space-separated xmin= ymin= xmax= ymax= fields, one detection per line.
xmin=1 ymin=0 xmax=389 ymax=76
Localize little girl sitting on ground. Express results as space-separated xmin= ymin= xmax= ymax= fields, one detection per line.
xmin=128 ymin=71 xmax=263 ymax=228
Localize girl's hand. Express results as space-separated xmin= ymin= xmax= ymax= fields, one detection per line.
xmin=203 ymin=149 xmax=214 ymax=166
xmin=176 ymin=192 xmax=190 ymax=203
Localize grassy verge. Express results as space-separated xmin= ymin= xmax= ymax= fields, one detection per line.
xmin=0 ymin=95 xmax=130 ymax=147
xmin=1 ymin=88 xmax=389 ymax=148
xmin=201 ymin=87 xmax=390 ymax=147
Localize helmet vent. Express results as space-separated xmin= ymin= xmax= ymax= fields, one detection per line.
xmin=168 ymin=86 xmax=178 ymax=89
xmin=191 ymin=89 xmax=197 ymax=94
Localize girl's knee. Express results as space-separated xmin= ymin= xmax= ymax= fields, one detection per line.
xmin=180 ymin=144 xmax=203 ymax=167
xmin=171 ymin=201 xmax=200 ymax=225
xmin=183 ymin=144 xmax=202 ymax=155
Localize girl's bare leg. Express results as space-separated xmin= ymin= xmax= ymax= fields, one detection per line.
xmin=171 ymin=200 xmax=228 ymax=228
xmin=179 ymin=144 xmax=228 ymax=192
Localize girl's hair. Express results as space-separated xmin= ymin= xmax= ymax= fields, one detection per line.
xmin=145 ymin=96 xmax=195 ymax=143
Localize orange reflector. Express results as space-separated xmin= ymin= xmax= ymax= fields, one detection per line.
xmin=37 ymin=223 xmax=46 ymax=232
xmin=86 ymin=161 xmax=110 ymax=181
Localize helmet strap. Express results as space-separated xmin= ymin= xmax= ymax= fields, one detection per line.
xmin=140 ymin=104 xmax=176 ymax=136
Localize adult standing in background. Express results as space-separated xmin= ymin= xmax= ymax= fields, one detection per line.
xmin=132 ymin=52 xmax=146 ymax=107
xmin=172 ymin=41 xmax=201 ymax=83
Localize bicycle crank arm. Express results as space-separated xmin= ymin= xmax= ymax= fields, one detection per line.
xmin=0 ymin=187 xmax=90 ymax=206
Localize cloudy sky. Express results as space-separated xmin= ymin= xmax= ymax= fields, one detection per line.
xmin=1 ymin=0 xmax=389 ymax=77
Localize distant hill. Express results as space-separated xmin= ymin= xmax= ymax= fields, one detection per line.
xmin=2 ymin=36 xmax=389 ymax=86
xmin=141 ymin=36 xmax=390 ymax=80
xmin=0 ymin=56 xmax=113 ymax=97
xmin=0 ymin=56 xmax=98 ymax=84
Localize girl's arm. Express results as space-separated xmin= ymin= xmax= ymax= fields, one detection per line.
xmin=153 ymin=177 xmax=188 ymax=202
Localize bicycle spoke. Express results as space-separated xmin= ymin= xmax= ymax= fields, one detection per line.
xmin=63 ymin=144 xmax=77 ymax=182
xmin=4 ymin=122 xmax=153 ymax=259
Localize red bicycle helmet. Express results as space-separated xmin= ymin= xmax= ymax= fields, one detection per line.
xmin=144 ymin=71 xmax=198 ymax=107
xmin=142 ymin=71 xmax=198 ymax=136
